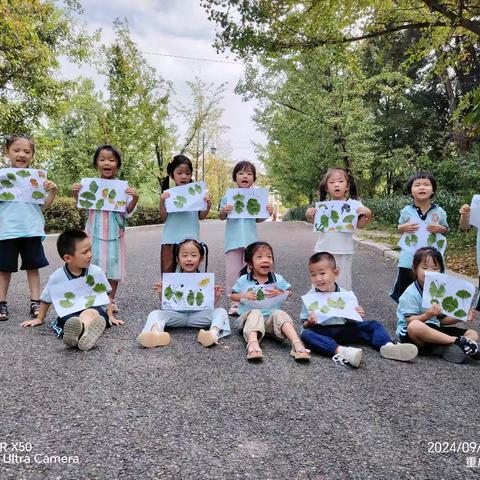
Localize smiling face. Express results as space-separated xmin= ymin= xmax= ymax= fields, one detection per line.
xmin=95 ymin=149 xmax=119 ymax=179
xmin=414 ymin=254 xmax=442 ymax=287
xmin=65 ymin=237 xmax=93 ymax=270
xmin=410 ymin=178 xmax=433 ymax=203
xmin=172 ymin=163 xmax=192 ymax=186
xmin=326 ymin=170 xmax=349 ymax=200
xmin=250 ymin=246 xmax=274 ymax=278
xmin=7 ymin=138 xmax=34 ymax=168
xmin=178 ymin=241 xmax=203 ymax=272
xmin=235 ymin=167 xmax=255 ymax=188
xmin=309 ymin=258 xmax=339 ymax=292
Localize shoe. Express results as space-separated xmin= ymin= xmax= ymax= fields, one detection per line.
xmin=332 ymin=346 xmax=362 ymax=368
xmin=29 ymin=299 xmax=41 ymax=319
xmin=197 ymin=329 xmax=218 ymax=348
xmin=228 ymin=305 xmax=239 ymax=317
xmin=0 ymin=301 xmax=8 ymax=321
xmin=289 ymin=341 xmax=311 ymax=361
xmin=432 ymin=344 xmax=467 ymax=364
xmin=137 ymin=331 xmax=171 ymax=348
xmin=246 ymin=340 xmax=263 ymax=361
xmin=77 ymin=316 xmax=106 ymax=351
xmin=456 ymin=336 xmax=480 ymax=359
xmin=380 ymin=343 xmax=418 ymax=362
xmin=63 ymin=317 xmax=83 ymax=347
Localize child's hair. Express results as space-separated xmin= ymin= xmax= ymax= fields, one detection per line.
xmin=167 ymin=154 xmax=193 ymax=179
xmin=412 ymin=247 xmax=445 ymax=275
xmin=232 ymin=161 xmax=256 ymax=182
xmin=5 ymin=134 xmax=36 ymax=155
xmin=93 ymin=144 xmax=122 ymax=169
xmin=309 ymin=251 xmax=337 ymax=269
xmin=57 ymin=229 xmax=89 ymax=259
xmin=173 ymin=239 xmax=209 ymax=272
xmin=406 ymin=172 xmax=436 ymax=197
xmin=239 ymin=241 xmax=274 ymax=276
xmin=318 ymin=167 xmax=358 ymax=201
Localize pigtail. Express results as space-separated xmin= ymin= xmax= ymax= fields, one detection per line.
xmin=318 ymin=181 xmax=328 ymax=201
xmin=347 ymin=174 xmax=359 ymax=200
xmin=200 ymin=242 xmax=209 ymax=272
xmin=172 ymin=243 xmax=180 ymax=272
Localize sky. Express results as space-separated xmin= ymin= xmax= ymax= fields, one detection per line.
xmin=59 ymin=0 xmax=265 ymax=163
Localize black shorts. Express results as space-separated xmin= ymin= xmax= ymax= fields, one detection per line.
xmin=390 ymin=267 xmax=415 ymax=303
xmin=0 ymin=237 xmax=49 ymax=272
xmin=399 ymin=324 xmax=468 ymax=352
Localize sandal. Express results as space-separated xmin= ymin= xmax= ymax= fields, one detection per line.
xmin=246 ymin=340 xmax=263 ymax=361
xmin=29 ymin=299 xmax=41 ymax=319
xmin=290 ymin=341 xmax=311 ymax=361
xmin=0 ymin=301 xmax=8 ymax=321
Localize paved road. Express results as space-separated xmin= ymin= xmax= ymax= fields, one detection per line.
xmin=1 ymin=221 xmax=479 ymax=480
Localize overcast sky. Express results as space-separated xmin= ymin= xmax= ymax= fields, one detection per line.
xmin=60 ymin=0 xmax=265 ymax=163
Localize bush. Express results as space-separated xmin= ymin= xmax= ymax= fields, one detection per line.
xmin=283 ymin=206 xmax=309 ymax=222
xmin=127 ymin=204 xmax=161 ymax=227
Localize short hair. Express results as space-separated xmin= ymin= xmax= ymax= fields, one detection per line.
xmin=309 ymin=251 xmax=337 ymax=269
xmin=232 ymin=161 xmax=257 ymax=182
xmin=167 ymin=154 xmax=193 ymax=178
xmin=239 ymin=241 xmax=274 ymax=275
xmin=412 ymin=247 xmax=445 ymax=275
xmin=406 ymin=172 xmax=436 ymax=197
xmin=57 ymin=229 xmax=89 ymax=259
xmin=318 ymin=167 xmax=358 ymax=201
xmin=6 ymin=134 xmax=36 ymax=155
xmin=93 ymin=144 xmax=122 ymax=169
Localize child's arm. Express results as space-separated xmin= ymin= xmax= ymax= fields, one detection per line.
xmin=21 ymin=302 xmax=50 ymax=327
xmin=153 ymin=282 xmax=163 ymax=297
xmin=256 ymin=203 xmax=273 ymax=223
xmin=125 ymin=187 xmax=139 ymax=214
xmin=305 ymin=207 xmax=316 ymax=224
xmin=426 ymin=223 xmax=448 ymax=234
xmin=355 ymin=305 xmax=365 ymax=318
xmin=219 ymin=204 xmax=233 ymax=220
xmin=440 ymin=316 xmax=461 ymax=326
xmin=230 ymin=290 xmax=256 ymax=303
xmin=159 ymin=192 xmax=169 ymax=222
xmin=406 ymin=304 xmax=441 ymax=323
xmin=459 ymin=204 xmax=471 ymax=231
xmin=72 ymin=183 xmax=82 ymax=202
xmin=302 ymin=312 xmax=316 ymax=329
xmin=356 ymin=207 xmax=372 ymax=229
xmin=265 ymin=287 xmax=289 ymax=297
xmin=398 ymin=220 xmax=419 ymax=233
xmin=214 ymin=285 xmax=223 ymax=306
xmin=199 ymin=194 xmax=212 ymax=220
xmin=107 ymin=303 xmax=124 ymax=326
xmin=41 ymin=181 xmax=58 ymax=211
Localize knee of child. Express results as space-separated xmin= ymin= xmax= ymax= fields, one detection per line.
xmin=407 ymin=320 xmax=423 ymax=334
xmin=466 ymin=329 xmax=479 ymax=341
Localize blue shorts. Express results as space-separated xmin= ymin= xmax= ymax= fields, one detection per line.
xmin=51 ymin=306 xmax=110 ymax=338
xmin=0 ymin=237 xmax=49 ymax=272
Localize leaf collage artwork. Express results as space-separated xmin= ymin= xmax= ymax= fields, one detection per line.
xmin=77 ymin=178 xmax=129 ymax=212
xmin=225 ymin=188 xmax=269 ymax=219
xmin=313 ymin=200 xmax=360 ymax=233
xmin=469 ymin=194 xmax=480 ymax=228
xmin=421 ymin=272 xmax=475 ymax=321
xmin=301 ymin=291 xmax=363 ymax=323
xmin=240 ymin=284 xmax=290 ymax=309
xmin=165 ymin=182 xmax=207 ymax=213
xmin=50 ymin=273 xmax=110 ymax=317
xmin=162 ymin=273 xmax=214 ymax=311
xmin=0 ymin=168 xmax=47 ymax=204
xmin=398 ymin=222 xmax=447 ymax=255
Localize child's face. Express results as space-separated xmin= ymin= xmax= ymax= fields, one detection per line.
xmin=173 ymin=164 xmax=192 ymax=185
xmin=178 ymin=242 xmax=202 ymax=272
xmin=65 ymin=237 xmax=92 ymax=270
xmin=411 ymin=178 xmax=433 ymax=202
xmin=96 ymin=150 xmax=119 ymax=179
xmin=415 ymin=255 xmax=441 ymax=287
xmin=251 ymin=246 xmax=274 ymax=277
xmin=7 ymin=139 xmax=34 ymax=168
xmin=326 ymin=171 xmax=348 ymax=200
xmin=309 ymin=259 xmax=339 ymax=292
xmin=235 ymin=168 xmax=255 ymax=188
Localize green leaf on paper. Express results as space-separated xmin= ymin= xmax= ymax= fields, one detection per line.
xmin=456 ymin=289 xmax=472 ymax=299
xmin=442 ymin=296 xmax=458 ymax=313
xmin=195 ymin=291 xmax=204 ymax=306
xmin=86 ymin=274 xmax=95 ymax=287
xmin=453 ymin=309 xmax=467 ymax=319
xmin=187 ymin=290 xmax=195 ymax=306
xmin=92 ymin=283 xmax=107 ymax=293
xmin=59 ymin=299 xmax=74 ymax=308
xmin=64 ymin=292 xmax=75 ymax=300
xmin=89 ymin=181 xmax=99 ymax=193
xmin=16 ymin=170 xmax=31 ymax=178
xmin=31 ymin=191 xmax=45 ymax=200
xmin=330 ymin=210 xmax=339 ymax=223
xmin=164 ymin=285 xmax=173 ymax=300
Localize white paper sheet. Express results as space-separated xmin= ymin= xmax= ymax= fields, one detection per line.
xmin=0 ymin=168 xmax=47 ymax=204
xmin=240 ymin=284 xmax=290 ymax=309
xmin=398 ymin=221 xmax=447 ymax=255
xmin=49 ymin=273 xmax=110 ymax=317
xmin=165 ymin=182 xmax=208 ymax=212
xmin=469 ymin=194 xmax=480 ymax=228
xmin=161 ymin=273 xmax=215 ymax=311
xmin=421 ymin=271 xmax=475 ymax=321
xmin=225 ymin=188 xmax=270 ymax=219
xmin=313 ymin=200 xmax=360 ymax=233
xmin=301 ymin=290 xmax=363 ymax=323
xmin=77 ymin=178 xmax=129 ymax=212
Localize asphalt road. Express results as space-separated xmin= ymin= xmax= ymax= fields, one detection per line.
xmin=1 ymin=221 xmax=479 ymax=480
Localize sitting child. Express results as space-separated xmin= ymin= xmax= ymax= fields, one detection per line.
xmin=397 ymin=246 xmax=479 ymax=363
xmin=21 ymin=229 xmax=123 ymax=350
xmin=301 ymin=252 xmax=418 ymax=367
xmin=138 ymin=239 xmax=230 ymax=348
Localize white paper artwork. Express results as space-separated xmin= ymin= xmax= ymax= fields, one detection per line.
xmin=225 ymin=188 xmax=270 ymax=219
xmin=301 ymin=290 xmax=363 ymax=323
xmin=165 ymin=182 xmax=208 ymax=212
xmin=313 ymin=200 xmax=361 ymax=233
xmin=398 ymin=222 xmax=447 ymax=255
xmin=240 ymin=284 xmax=290 ymax=309
xmin=161 ymin=273 xmax=215 ymax=311
xmin=77 ymin=178 xmax=129 ymax=212
xmin=0 ymin=168 xmax=47 ymax=204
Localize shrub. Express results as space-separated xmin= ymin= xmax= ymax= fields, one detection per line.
xmin=283 ymin=206 xmax=309 ymax=222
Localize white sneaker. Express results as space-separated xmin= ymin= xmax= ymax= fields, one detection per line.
xmin=332 ymin=346 xmax=363 ymax=368
xmin=380 ymin=342 xmax=418 ymax=362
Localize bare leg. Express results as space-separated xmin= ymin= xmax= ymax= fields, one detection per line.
xmin=407 ymin=320 xmax=456 ymax=346
xmin=26 ymin=269 xmax=41 ymax=299
xmin=465 ymin=329 xmax=479 ymax=342
xmin=0 ymin=271 xmax=12 ymax=301
xmin=108 ymin=279 xmax=119 ymax=300
xmin=246 ymin=330 xmax=263 ymax=358
xmin=280 ymin=322 xmax=310 ymax=359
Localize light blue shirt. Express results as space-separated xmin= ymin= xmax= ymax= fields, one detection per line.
xmin=0 ymin=201 xmax=45 ymax=241
xmin=220 ymin=196 xmax=258 ymax=252
xmin=232 ymin=272 xmax=291 ymax=317
xmin=300 ymin=284 xmax=347 ymax=326
xmin=162 ymin=211 xmax=200 ymax=245
xmin=398 ymin=203 xmax=448 ymax=268
xmin=396 ymin=281 xmax=443 ymax=337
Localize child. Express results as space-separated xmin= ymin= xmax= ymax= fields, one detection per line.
xmin=231 ymin=241 xmax=311 ymax=361
xmin=21 ymin=230 xmax=124 ymax=350
xmin=305 ymin=167 xmax=371 ymax=290
xmin=72 ymin=145 xmax=139 ymax=312
xmin=390 ymin=172 xmax=448 ymax=303
xmin=459 ymin=203 xmax=480 ymax=320
xmin=159 ymin=155 xmax=211 ymax=273
xmin=0 ymin=134 xmax=58 ymax=321
xmin=219 ymin=161 xmax=273 ymax=316
xmin=301 ymin=252 xmax=417 ymax=367
xmin=138 ymin=239 xmax=230 ymax=348
xmin=396 ymin=247 xmax=479 ymax=363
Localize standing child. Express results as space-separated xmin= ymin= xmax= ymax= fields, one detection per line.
xmin=305 ymin=167 xmax=372 ymax=290
xmin=72 ymin=145 xmax=139 ymax=312
xmin=396 ymin=247 xmax=479 ymax=363
xmin=219 ymin=161 xmax=273 ymax=316
xmin=159 ymin=155 xmax=211 ymax=273
xmin=0 ymin=134 xmax=58 ymax=321
xmin=138 ymin=239 xmax=230 ymax=348
xmin=301 ymin=252 xmax=417 ymax=367
xmin=459 ymin=203 xmax=480 ymax=320
xmin=390 ymin=172 xmax=448 ymax=303
xmin=21 ymin=230 xmax=124 ymax=351
xmin=231 ymin=241 xmax=311 ymax=361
